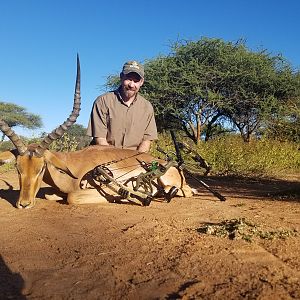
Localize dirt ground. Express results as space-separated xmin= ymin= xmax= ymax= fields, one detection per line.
xmin=0 ymin=170 xmax=299 ymax=300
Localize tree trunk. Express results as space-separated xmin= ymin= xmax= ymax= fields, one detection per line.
xmin=196 ymin=115 xmax=201 ymax=144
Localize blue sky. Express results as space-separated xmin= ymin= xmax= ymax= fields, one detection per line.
xmin=1 ymin=0 xmax=300 ymax=136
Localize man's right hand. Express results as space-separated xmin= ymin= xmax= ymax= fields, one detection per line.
xmin=94 ymin=137 xmax=110 ymax=146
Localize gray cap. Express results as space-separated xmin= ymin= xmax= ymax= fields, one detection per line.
xmin=122 ymin=61 xmax=144 ymax=78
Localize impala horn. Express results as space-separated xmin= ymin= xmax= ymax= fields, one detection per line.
xmin=0 ymin=119 xmax=27 ymax=155
xmin=36 ymin=54 xmax=81 ymax=157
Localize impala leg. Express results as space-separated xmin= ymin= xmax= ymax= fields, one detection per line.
xmin=67 ymin=189 xmax=108 ymax=205
xmin=66 ymin=186 xmax=123 ymax=205
xmin=158 ymin=166 xmax=194 ymax=198
xmin=44 ymin=191 xmax=66 ymax=201
xmin=180 ymin=184 xmax=194 ymax=197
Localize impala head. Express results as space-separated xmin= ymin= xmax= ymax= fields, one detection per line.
xmin=0 ymin=56 xmax=81 ymax=209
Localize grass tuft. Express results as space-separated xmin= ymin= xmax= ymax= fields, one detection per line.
xmin=197 ymin=218 xmax=298 ymax=242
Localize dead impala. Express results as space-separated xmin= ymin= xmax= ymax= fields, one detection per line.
xmin=0 ymin=56 xmax=196 ymax=209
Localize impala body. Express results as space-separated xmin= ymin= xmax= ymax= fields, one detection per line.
xmin=1 ymin=145 xmax=193 ymax=208
xmin=0 ymin=56 xmax=194 ymax=209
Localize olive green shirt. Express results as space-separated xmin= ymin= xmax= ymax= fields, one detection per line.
xmin=87 ymin=89 xmax=157 ymax=150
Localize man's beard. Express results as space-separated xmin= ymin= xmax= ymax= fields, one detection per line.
xmin=122 ymin=87 xmax=137 ymax=100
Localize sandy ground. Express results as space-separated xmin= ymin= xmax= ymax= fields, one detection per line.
xmin=0 ymin=170 xmax=299 ymax=300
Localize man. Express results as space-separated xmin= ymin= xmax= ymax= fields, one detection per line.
xmin=87 ymin=61 xmax=157 ymax=152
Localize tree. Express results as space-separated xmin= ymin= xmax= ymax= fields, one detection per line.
xmin=0 ymin=102 xmax=43 ymax=141
xmin=142 ymin=49 xmax=226 ymax=144
xmin=265 ymin=74 xmax=300 ymax=142
xmin=267 ymin=102 xmax=300 ymax=142
xmin=220 ymin=52 xmax=299 ymax=142
xmin=143 ymin=38 xmax=298 ymax=143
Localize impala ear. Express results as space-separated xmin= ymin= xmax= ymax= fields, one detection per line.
xmin=43 ymin=150 xmax=77 ymax=179
xmin=0 ymin=150 xmax=17 ymax=165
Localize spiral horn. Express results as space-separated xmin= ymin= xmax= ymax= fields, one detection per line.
xmin=35 ymin=54 xmax=81 ymax=157
xmin=0 ymin=119 xmax=27 ymax=155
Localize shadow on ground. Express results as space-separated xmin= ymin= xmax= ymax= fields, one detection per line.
xmin=0 ymin=255 xmax=26 ymax=299
xmin=186 ymin=173 xmax=300 ymax=203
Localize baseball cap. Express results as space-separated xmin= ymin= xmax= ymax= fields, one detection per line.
xmin=122 ymin=61 xmax=144 ymax=78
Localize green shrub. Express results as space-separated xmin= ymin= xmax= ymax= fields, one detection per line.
xmin=0 ymin=162 xmax=15 ymax=174
xmin=49 ymin=133 xmax=79 ymax=152
xmin=0 ymin=140 xmax=14 ymax=152
xmin=152 ymin=133 xmax=300 ymax=177
xmin=198 ymin=136 xmax=300 ymax=177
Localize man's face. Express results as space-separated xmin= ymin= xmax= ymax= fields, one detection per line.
xmin=120 ymin=72 xmax=144 ymax=100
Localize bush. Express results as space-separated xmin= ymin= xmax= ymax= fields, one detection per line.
xmin=0 ymin=162 xmax=15 ymax=173
xmin=0 ymin=140 xmax=14 ymax=152
xmin=152 ymin=133 xmax=300 ymax=177
xmin=199 ymin=136 xmax=300 ymax=177
xmin=49 ymin=133 xmax=79 ymax=152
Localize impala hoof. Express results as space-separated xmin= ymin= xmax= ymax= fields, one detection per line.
xmin=16 ymin=201 xmax=35 ymax=209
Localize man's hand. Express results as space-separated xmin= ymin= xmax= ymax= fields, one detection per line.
xmin=94 ymin=137 xmax=110 ymax=146
xmin=137 ymin=140 xmax=151 ymax=153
